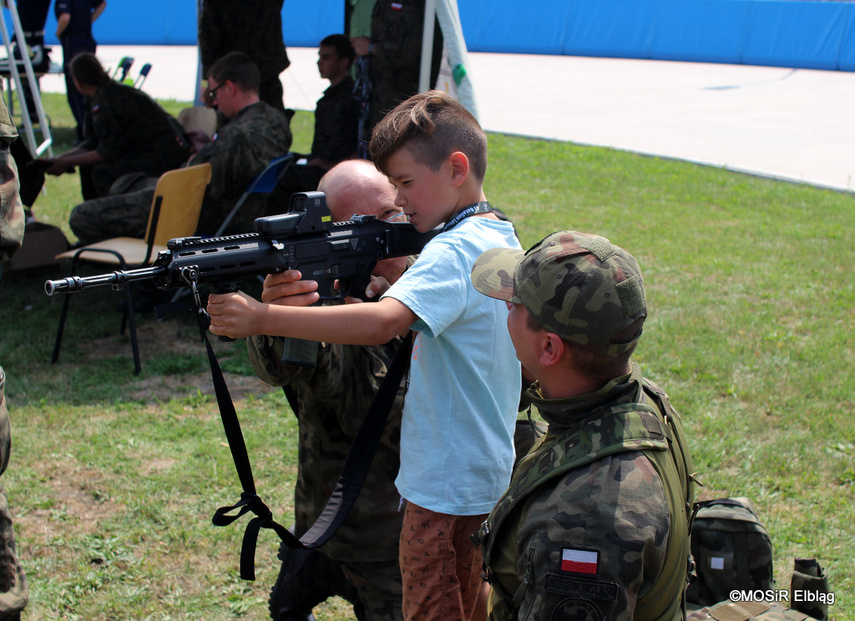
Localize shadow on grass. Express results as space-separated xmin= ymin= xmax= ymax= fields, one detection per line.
xmin=0 ymin=263 xmax=261 ymax=407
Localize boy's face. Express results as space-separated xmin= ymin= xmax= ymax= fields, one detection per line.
xmin=317 ymin=46 xmax=348 ymax=82
xmin=384 ymin=147 xmax=458 ymax=233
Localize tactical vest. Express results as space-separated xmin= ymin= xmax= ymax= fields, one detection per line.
xmin=477 ymin=378 xmax=695 ymax=621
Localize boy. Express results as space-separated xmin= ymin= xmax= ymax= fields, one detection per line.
xmin=308 ymin=34 xmax=358 ymax=170
xmin=208 ymin=91 xmax=522 ymax=621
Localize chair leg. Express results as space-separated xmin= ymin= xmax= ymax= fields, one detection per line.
xmin=51 ymin=256 xmax=81 ymax=364
xmin=51 ymin=291 xmax=72 ymax=364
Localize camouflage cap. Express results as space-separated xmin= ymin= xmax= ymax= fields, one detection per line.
xmin=471 ymin=231 xmax=647 ymax=355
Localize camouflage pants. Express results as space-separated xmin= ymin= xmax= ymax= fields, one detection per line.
xmin=68 ymin=183 xmax=155 ymax=246
xmin=0 ymin=367 xmax=28 ymax=619
xmin=342 ymin=557 xmax=404 ymax=621
xmin=270 ymin=540 xmax=403 ymax=621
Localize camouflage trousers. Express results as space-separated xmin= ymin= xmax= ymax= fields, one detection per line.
xmin=68 ymin=176 xmax=157 ymax=245
xmin=0 ymin=367 xmax=28 ymax=619
xmin=271 ymin=539 xmax=403 ymax=621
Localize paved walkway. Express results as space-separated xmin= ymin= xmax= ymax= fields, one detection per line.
xmin=39 ymin=45 xmax=855 ymax=192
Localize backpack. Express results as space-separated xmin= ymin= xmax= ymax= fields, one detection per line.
xmin=687 ymin=497 xmax=774 ymax=607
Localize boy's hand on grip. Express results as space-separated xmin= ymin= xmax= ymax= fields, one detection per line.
xmin=261 ymin=270 xmax=320 ymax=307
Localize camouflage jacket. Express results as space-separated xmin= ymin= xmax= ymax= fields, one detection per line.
xmin=0 ymin=90 xmax=23 ymax=263
xmin=191 ymin=101 xmax=292 ymax=236
xmin=82 ymin=80 xmax=191 ymax=193
xmin=0 ymin=89 xmax=22 ymax=474
xmin=246 ymin=334 xmax=405 ymax=563
xmin=367 ymin=0 xmax=443 ymax=129
xmin=0 ymin=91 xmax=29 ymax=616
xmin=478 ymin=364 xmax=694 ymax=621
xmin=198 ymin=0 xmax=290 ymax=82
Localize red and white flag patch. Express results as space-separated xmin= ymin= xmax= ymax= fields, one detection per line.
xmin=561 ymin=548 xmax=599 ymax=575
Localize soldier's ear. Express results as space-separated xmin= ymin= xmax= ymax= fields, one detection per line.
xmin=539 ymin=332 xmax=565 ymax=368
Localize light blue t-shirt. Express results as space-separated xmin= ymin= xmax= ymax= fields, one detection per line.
xmin=382 ymin=217 xmax=522 ymax=515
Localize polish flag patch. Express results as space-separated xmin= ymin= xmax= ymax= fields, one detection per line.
xmin=561 ymin=548 xmax=599 ymax=575
xmin=391 ymin=2 xmax=403 ymax=9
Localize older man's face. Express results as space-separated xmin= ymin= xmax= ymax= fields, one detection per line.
xmin=327 ymin=177 xmax=410 ymax=287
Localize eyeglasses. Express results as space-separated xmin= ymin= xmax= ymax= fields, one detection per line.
xmin=207 ymin=81 xmax=226 ymax=100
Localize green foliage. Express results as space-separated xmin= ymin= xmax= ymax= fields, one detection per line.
xmin=1 ymin=94 xmax=852 ymax=619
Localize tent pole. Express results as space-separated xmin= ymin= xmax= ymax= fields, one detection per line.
xmin=418 ymin=0 xmax=437 ymax=93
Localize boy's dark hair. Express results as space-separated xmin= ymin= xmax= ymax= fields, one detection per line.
xmin=370 ymin=90 xmax=487 ymax=182
xmin=69 ymin=52 xmax=111 ymax=88
xmin=320 ymin=34 xmax=356 ymax=69
xmin=207 ymin=51 xmax=261 ymax=93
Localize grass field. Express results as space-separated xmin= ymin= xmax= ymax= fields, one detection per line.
xmin=0 ymin=92 xmax=852 ymax=619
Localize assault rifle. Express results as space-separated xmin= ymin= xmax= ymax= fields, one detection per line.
xmin=45 ymin=191 xmax=437 ymax=301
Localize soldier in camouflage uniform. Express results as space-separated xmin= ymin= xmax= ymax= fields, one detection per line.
xmin=0 ymin=88 xmax=30 ymax=620
xmin=198 ymin=0 xmax=290 ymax=111
xmin=246 ymin=160 xmax=409 ymax=621
xmin=63 ymin=52 xmax=293 ymax=243
xmin=42 ymin=52 xmax=191 ymax=202
xmin=361 ymin=0 xmax=443 ymax=132
xmin=191 ymin=51 xmax=293 ymax=235
xmin=470 ymin=231 xmax=695 ymax=621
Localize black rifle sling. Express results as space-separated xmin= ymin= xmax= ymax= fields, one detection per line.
xmin=203 ymin=321 xmax=414 ymax=580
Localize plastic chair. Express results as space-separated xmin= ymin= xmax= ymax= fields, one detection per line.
xmin=134 ymin=63 xmax=152 ymax=89
xmin=215 ymin=154 xmax=294 ymax=236
xmin=111 ymin=56 xmax=134 ymax=82
xmin=50 ymin=163 xmax=212 ymax=374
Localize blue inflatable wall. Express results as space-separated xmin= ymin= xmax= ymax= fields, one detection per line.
xmin=29 ymin=0 xmax=855 ymax=72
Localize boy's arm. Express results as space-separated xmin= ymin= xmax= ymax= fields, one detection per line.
xmin=207 ymin=290 xmax=417 ymax=345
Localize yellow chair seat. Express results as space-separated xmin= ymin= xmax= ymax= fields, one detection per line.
xmin=50 ymin=163 xmax=212 ymax=374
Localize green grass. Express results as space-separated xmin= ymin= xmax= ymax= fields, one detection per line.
xmin=1 ymin=92 xmax=853 ymax=619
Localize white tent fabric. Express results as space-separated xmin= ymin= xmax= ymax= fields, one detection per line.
xmin=432 ymin=0 xmax=479 ymax=120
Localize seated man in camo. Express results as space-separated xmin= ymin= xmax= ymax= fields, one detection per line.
xmin=65 ymin=51 xmax=293 ymax=245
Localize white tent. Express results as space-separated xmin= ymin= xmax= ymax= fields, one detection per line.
xmin=420 ymin=0 xmax=479 ymax=120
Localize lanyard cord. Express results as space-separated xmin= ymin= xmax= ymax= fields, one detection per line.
xmin=442 ymin=201 xmax=493 ymax=232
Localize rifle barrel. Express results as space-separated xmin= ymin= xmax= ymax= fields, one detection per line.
xmin=45 ymin=265 xmax=166 ymax=296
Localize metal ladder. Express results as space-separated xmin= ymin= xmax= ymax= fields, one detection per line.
xmin=0 ymin=0 xmax=54 ymax=157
